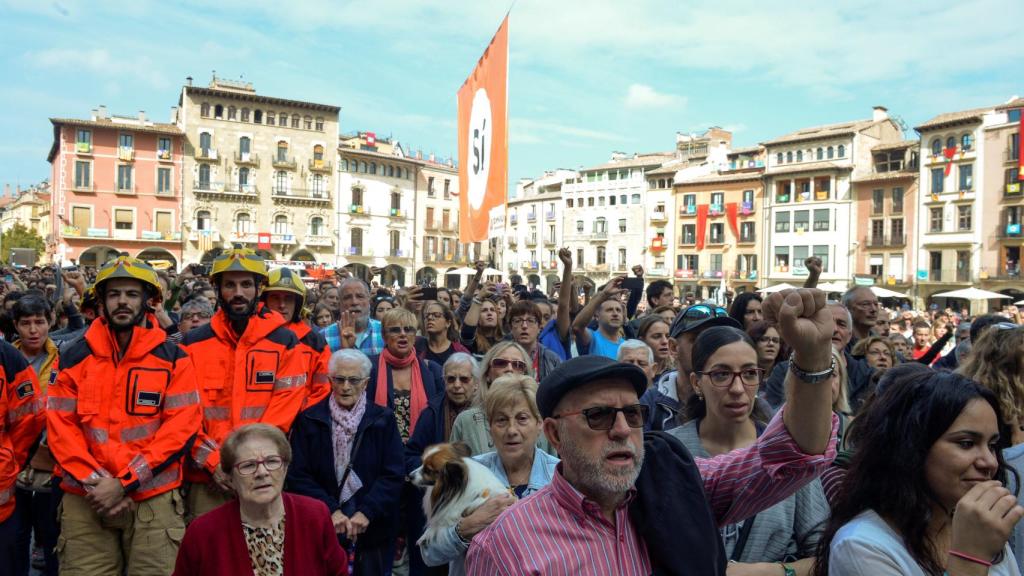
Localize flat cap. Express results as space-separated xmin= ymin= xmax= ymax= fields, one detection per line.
xmin=537 ymin=355 xmax=648 ymax=418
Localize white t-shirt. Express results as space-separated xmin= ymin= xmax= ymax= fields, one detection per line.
xmin=830 ymin=509 xmax=1021 ymax=576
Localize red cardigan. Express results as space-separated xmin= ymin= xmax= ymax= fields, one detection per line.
xmin=173 ymin=492 xmax=347 ymax=576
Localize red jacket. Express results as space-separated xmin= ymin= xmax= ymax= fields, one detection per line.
xmin=172 ymin=492 xmax=346 ymax=576
xmin=288 ymin=321 xmax=331 ymax=407
xmin=46 ymin=316 xmax=202 ymax=501
xmin=0 ymin=339 xmax=44 ymax=522
xmin=182 ymin=306 xmax=307 ymax=478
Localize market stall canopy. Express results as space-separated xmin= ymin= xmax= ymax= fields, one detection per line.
xmin=932 ymin=287 xmax=1013 ymax=301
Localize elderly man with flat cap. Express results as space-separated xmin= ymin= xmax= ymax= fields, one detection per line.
xmin=466 ymin=288 xmax=839 ymax=576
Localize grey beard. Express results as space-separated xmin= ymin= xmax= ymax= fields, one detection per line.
xmin=557 ymin=426 xmax=644 ymax=507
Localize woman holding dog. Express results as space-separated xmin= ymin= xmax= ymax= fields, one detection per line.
xmin=419 ymin=374 xmax=559 ymax=576
xmin=286 ymin=348 xmax=406 ymax=576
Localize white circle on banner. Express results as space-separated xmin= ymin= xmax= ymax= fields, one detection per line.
xmin=467 ymin=88 xmax=492 ymax=211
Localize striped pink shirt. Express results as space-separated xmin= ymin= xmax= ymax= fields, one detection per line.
xmin=465 ymin=407 xmax=839 ymax=576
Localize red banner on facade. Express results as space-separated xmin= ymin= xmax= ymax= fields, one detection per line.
xmin=725 ymin=202 xmax=739 ymax=238
xmin=943 ymin=146 xmax=957 ymax=176
xmin=695 ymin=204 xmax=709 ymax=251
xmin=257 ymin=233 xmax=271 ymax=250
xmin=366 ymin=132 xmax=376 ymax=148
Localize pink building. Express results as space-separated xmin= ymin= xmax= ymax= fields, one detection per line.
xmin=48 ymin=107 xmax=185 ymax=268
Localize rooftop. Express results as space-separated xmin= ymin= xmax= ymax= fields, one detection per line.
xmin=996 ymin=97 xmax=1024 ymax=111
xmin=872 ymin=139 xmax=918 ymax=152
xmin=182 ymin=85 xmax=340 ymax=114
xmin=914 ymin=105 xmax=994 ymax=131
xmin=581 ymin=152 xmax=675 ymax=173
xmin=49 ymin=117 xmax=183 ymax=136
xmin=851 ymin=170 xmax=918 ymax=183
xmin=675 ymin=169 xmax=765 ymax=186
xmin=727 ymin=145 xmax=763 ymax=156
xmin=762 ymin=118 xmax=880 ymax=146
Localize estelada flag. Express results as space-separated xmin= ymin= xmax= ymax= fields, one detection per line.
xmin=458 ymin=15 xmax=509 ymax=244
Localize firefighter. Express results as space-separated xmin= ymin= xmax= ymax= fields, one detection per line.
xmin=181 ymin=249 xmax=307 ymax=519
xmin=260 ymin=267 xmax=331 ymax=407
xmin=46 ymin=256 xmax=202 ymax=574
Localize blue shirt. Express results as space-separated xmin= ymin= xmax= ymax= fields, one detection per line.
xmin=538 ymin=318 xmax=569 ymax=360
xmin=321 ymin=318 xmax=383 ymax=355
xmin=585 ymin=327 xmax=623 ymax=359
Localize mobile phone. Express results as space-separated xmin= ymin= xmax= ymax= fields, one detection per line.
xmin=420 ymin=287 xmax=438 ymax=301
xmin=621 ymin=277 xmax=644 ymax=298
xmin=191 ymin=264 xmax=209 ymax=276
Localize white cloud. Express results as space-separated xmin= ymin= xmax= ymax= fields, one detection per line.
xmin=624 ymin=84 xmax=684 ymax=109
xmin=24 ymin=47 xmax=169 ymax=89
xmin=514 ymin=118 xmax=623 ymax=143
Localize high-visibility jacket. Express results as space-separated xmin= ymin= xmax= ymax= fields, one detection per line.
xmin=46 ymin=315 xmax=202 ymax=502
xmin=288 ymin=320 xmax=331 ymax=407
xmin=182 ymin=305 xmax=307 ymax=479
xmin=0 ymin=340 xmax=44 ymax=522
xmin=14 ymin=338 xmax=59 ymax=474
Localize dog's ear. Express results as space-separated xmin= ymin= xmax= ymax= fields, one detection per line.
xmin=441 ymin=457 xmax=467 ymax=490
xmin=450 ymin=442 xmax=472 ymax=459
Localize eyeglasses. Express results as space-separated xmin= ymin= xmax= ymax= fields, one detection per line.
xmin=424 ymin=312 xmax=445 ymax=320
xmin=234 ymin=455 xmax=285 ymax=476
xmin=553 ymin=404 xmax=649 ymax=430
xmin=385 ymin=326 xmax=417 ymax=335
xmin=698 ymin=368 xmax=764 ymax=388
xmin=510 ymin=317 xmax=538 ymax=326
xmin=445 ymin=375 xmax=473 ymax=384
xmin=758 ymin=336 xmax=780 ymax=344
xmin=182 ymin=312 xmax=211 ymax=321
xmin=674 ymin=304 xmax=729 ymax=333
xmin=330 ymin=375 xmax=367 ymax=386
xmin=490 ymin=358 xmax=527 ymax=372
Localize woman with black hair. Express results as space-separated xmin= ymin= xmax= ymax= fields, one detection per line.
xmin=729 ymin=292 xmax=763 ymax=330
xmin=415 ymin=300 xmax=469 ymax=366
xmin=670 ymin=326 xmax=828 ymax=574
xmin=816 ymin=363 xmax=1024 ymax=576
xmin=371 ymin=295 xmax=396 ymax=322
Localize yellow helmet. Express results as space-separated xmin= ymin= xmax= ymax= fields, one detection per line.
xmin=262 ymin=268 xmax=307 ymax=301
xmin=210 ymin=249 xmax=268 ymax=283
xmin=94 ymin=256 xmax=163 ymax=301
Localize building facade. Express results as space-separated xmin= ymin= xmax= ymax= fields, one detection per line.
xmin=505 ymin=169 xmax=575 ymax=291
xmin=49 ymin=107 xmax=186 ymax=268
xmin=762 ymin=107 xmax=902 ymax=287
xmin=176 ymin=77 xmax=340 ymax=266
xmin=417 ymin=156 xmax=478 ymax=287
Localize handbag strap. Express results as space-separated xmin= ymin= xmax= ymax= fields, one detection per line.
xmin=730 ymin=514 xmax=756 ymax=562
xmin=337 ymin=427 xmax=367 ymax=496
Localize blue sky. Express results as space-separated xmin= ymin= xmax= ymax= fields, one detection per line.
xmin=1 ymin=0 xmax=1021 ymax=194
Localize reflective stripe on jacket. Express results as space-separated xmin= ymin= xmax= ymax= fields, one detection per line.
xmin=0 ymin=339 xmax=44 ymax=521
xmin=288 ymin=321 xmax=331 ymax=408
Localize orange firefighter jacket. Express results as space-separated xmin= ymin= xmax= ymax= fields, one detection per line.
xmin=0 ymin=340 xmax=43 ymax=522
xmin=288 ymin=320 xmax=331 ymax=407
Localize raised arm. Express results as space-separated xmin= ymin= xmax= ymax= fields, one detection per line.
xmin=802 ymin=257 xmax=822 ymax=289
xmin=571 ymin=276 xmax=626 ymax=349
xmin=555 ymin=248 xmax=573 ymax=342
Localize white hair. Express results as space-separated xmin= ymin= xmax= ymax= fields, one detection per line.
xmin=617 ymin=339 xmax=654 ymax=365
xmin=329 ymin=348 xmax=372 ymax=379
xmin=443 ymin=352 xmax=479 ymax=376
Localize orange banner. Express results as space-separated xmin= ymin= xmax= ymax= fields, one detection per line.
xmin=458 ymin=15 xmax=509 ymax=243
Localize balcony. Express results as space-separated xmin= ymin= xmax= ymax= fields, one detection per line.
xmin=674 ymin=269 xmax=697 ymax=279
xmin=272 ymin=187 xmax=331 ymax=206
xmin=586 ymin=263 xmax=609 ymax=273
xmin=1006 ymin=149 xmax=1020 ymax=163
xmin=271 ymin=234 xmax=297 ymax=246
xmin=157 ymin=149 xmax=173 ymax=162
xmin=188 ymin=230 xmax=222 ymax=243
xmin=525 ymin=237 xmax=537 ymax=247
xmin=545 ymin=260 xmax=558 ymax=270
xmin=999 ymin=222 xmax=1023 ymax=238
xmin=227 ymin=231 xmax=257 ymax=244
xmin=510 ymin=215 xmax=518 ymax=225
xmin=921 ymin=268 xmax=972 ymax=283
xmin=345 ymin=246 xmax=373 ymax=257
xmin=423 ymin=252 xmax=440 ymax=263
xmin=527 ymin=213 xmax=537 ymax=223
xmin=304 ymin=235 xmax=333 ymax=247
xmin=981 ymin=266 xmax=1022 ymax=281
xmin=424 ymin=219 xmax=439 ymax=230
xmin=71 ymin=182 xmax=95 ymax=193
xmin=272 ymin=156 xmax=297 ymax=170
xmin=679 ymin=205 xmax=697 ymax=217
xmin=544 ymin=237 xmax=556 ymax=246
xmin=732 ymin=270 xmax=759 ymax=281
xmin=701 ymin=270 xmax=725 ymax=279
xmin=739 ymin=201 xmax=755 ymax=216
xmin=117 ymin=147 xmax=135 ymax=162
xmin=348 ymin=205 xmax=370 ymax=217
xmin=507 ymin=236 xmax=518 ymax=247
xmin=520 ymin=261 xmax=539 ymax=271
xmin=650 ymin=237 xmax=667 ymax=251
xmin=442 ymin=220 xmax=457 ymax=233
xmin=649 ymin=210 xmax=668 ymax=223
xmin=193 ymin=180 xmax=258 ymax=199
xmin=679 ymin=236 xmax=696 ymax=246
xmin=309 ymin=159 xmax=332 ymax=173
xmin=545 ymin=211 xmax=556 ymax=221
xmin=706 ymin=236 xmax=725 ymax=246
xmin=738 ymin=233 xmax=756 ymax=244
xmin=234 ymin=152 xmax=260 ymax=167
xmin=75 ymin=142 xmax=92 ymax=155
xmin=388 ymin=208 xmax=406 ymax=219
xmin=390 ymin=248 xmax=410 ymax=259
xmin=591 ymin=231 xmax=609 ymax=241
xmin=708 ymin=204 xmax=724 ymax=217
xmin=648 ymin=267 xmax=668 ymax=277
xmin=195 ymin=148 xmax=220 ymax=163
xmin=865 ymin=234 xmax=907 ymax=248
xmin=1006 ymin=183 xmax=1022 ymax=199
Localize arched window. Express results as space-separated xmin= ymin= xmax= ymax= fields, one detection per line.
xmin=786 ymin=151 xmax=793 ymax=163
xmin=291 ymin=114 xmax=300 ymax=128
xmin=359 ymin=162 xmax=367 ymax=173
xmin=391 ymin=191 xmax=401 ymax=211
xmin=796 ymin=150 xmax=803 ymax=162
xmin=266 ymin=112 xmax=275 ymax=126
xmin=303 ymin=116 xmax=312 ymax=130
xmin=310 ymin=216 xmax=324 ymax=236
xmin=388 ymin=165 xmax=395 ymax=177
xmin=235 ymin=212 xmax=251 ymax=234
xmin=239 ymin=136 xmax=251 ymax=156
xmin=946 ymin=136 xmax=956 ymax=150
xmin=241 ymin=108 xmax=250 ymax=122
xmin=196 ymin=210 xmax=211 ymax=230
xmin=776 ymin=153 xmax=783 ymax=164
xmin=273 ymin=214 xmax=289 ymax=235
xmin=827 ymin=146 xmax=834 ymax=159
xmin=313 ymin=144 xmax=324 ymax=161
xmin=275 ymin=171 xmax=288 ymax=194
xmin=341 ymin=159 xmax=349 ymax=171
xmin=837 ymin=145 xmax=845 ymax=158
xmin=227 ymin=106 xmax=236 ymax=120
xmin=961 ymin=133 xmax=973 ymax=151
xmin=370 ymin=162 xmax=377 ymax=175
xmin=199 ymin=132 xmax=212 ymax=153
xmin=238 ymin=167 xmax=250 ymax=189
xmin=351 ymin=228 xmax=363 ymax=250
xmin=276 ymin=141 xmax=288 ymax=162
xmin=312 ymin=174 xmax=325 ymax=196
xmin=594 ymin=217 xmax=607 ymax=233
xmin=816 ymin=147 xmax=823 ymax=160
xmin=200 ymin=102 xmax=210 ymax=117
xmin=253 ymin=110 xmax=263 ymax=124
xmin=931 ymin=138 xmax=942 ymax=155
xmin=198 ymin=164 xmax=211 ymax=189
xmin=214 ymin=104 xmax=223 ymax=118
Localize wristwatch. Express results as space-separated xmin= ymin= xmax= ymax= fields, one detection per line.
xmin=779 ymin=563 xmax=795 ymax=576
xmin=788 ymin=353 xmax=836 ymax=384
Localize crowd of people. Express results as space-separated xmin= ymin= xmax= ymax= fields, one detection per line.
xmin=0 ymin=249 xmax=1022 ymax=576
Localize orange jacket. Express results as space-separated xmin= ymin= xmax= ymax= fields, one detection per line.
xmin=288 ymin=321 xmax=331 ymax=407
xmin=0 ymin=340 xmax=44 ymax=522
xmin=182 ymin=305 xmax=307 ymax=478
xmin=46 ymin=316 xmax=201 ymax=502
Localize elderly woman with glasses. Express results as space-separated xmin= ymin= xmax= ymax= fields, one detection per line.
xmin=420 ymin=375 xmax=558 ymax=576
xmin=670 ymin=326 xmax=829 ymax=575
xmin=173 ymin=424 xmax=347 ymax=576
xmin=367 ymin=307 xmax=444 ymax=443
xmin=286 ymin=349 xmax=405 ymax=575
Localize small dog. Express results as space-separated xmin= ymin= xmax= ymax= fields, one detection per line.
xmin=410 ymin=442 xmax=510 ymax=545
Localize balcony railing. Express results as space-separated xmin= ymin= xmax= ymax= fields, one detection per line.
xmin=732 ymin=270 xmax=759 ymax=280
xmin=234 ymin=152 xmax=260 ymax=167
xmin=679 ymin=236 xmax=696 ymax=246
xmin=195 ymin=148 xmax=219 ymax=162
xmin=272 ymin=156 xmax=297 ymax=170
xmin=348 ymin=205 xmax=370 ymax=216
xmin=309 ymin=159 xmax=332 ymax=173
xmin=1006 ymin=149 xmax=1020 ymax=163
xmin=739 ymin=201 xmax=755 ymax=215
xmin=157 ymin=149 xmax=173 ymax=161
xmin=75 ymin=142 xmax=92 ymax=154
xmin=527 ymin=213 xmax=537 ymax=222
xmin=738 ymin=233 xmax=756 ymax=244
xmin=675 ymin=269 xmax=697 ymax=279
xmin=708 ymin=204 xmax=723 ymax=216
xmin=1006 ymin=183 xmax=1022 ymax=198
xmin=648 ymin=267 xmax=668 ymax=277
xmin=304 ymin=235 xmax=333 ymax=247
xmin=649 ymin=211 xmax=668 ymax=222
xmin=525 ymin=238 xmax=537 ymax=247
xmin=425 ymin=220 xmax=439 ymax=230
xmin=545 ymin=211 xmax=556 ymax=221
xmin=390 ymin=249 xmax=408 ymax=258
xmin=865 ymin=234 xmax=907 ymax=248
xmin=679 ymin=205 xmax=697 ymax=217
xmin=389 ymin=208 xmax=406 ymax=219
xmin=925 ymin=268 xmax=972 ymax=283
xmin=117 ymin=147 xmax=135 ymax=162
xmin=272 ymin=187 xmax=330 ymax=202
xmin=345 ymin=246 xmax=372 ymax=257
xmin=592 ymin=230 xmax=608 ymax=240
xmin=999 ymin=222 xmax=1023 ymax=238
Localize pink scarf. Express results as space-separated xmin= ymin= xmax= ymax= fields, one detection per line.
xmin=374 ymin=349 xmax=428 ymax=438
xmin=329 ymin=391 xmax=366 ymax=503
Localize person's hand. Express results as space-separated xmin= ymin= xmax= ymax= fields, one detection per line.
xmin=83 ymin=476 xmax=126 ymax=515
xmin=558 ymin=248 xmax=572 ymax=268
xmin=631 ymin=264 xmax=644 ymax=278
xmin=331 ymin=510 xmax=350 ymax=535
xmin=599 ymin=276 xmax=628 ymax=302
xmin=474 ymin=260 xmax=486 ymax=276
xmin=153 ymin=306 xmax=174 ymax=329
xmin=62 ymin=270 xmax=86 ymax=296
xmin=346 ymin=511 xmax=370 ymax=540
xmin=406 ymin=285 xmax=424 ymax=303
xmin=458 ymin=493 xmax=515 ymax=539
xmin=369 ymin=266 xmax=384 ymax=277
xmin=762 ymin=288 xmax=833 ymax=371
xmin=477 ymin=284 xmax=496 ymax=302
xmin=337 ymin=311 xmax=356 ymax=349
xmin=949 ymin=480 xmax=1024 ymax=563
xmin=106 ymin=496 xmax=134 ymax=517
xmin=804 ymin=256 xmax=822 ymax=276
xmin=212 ymin=467 xmax=234 ymax=494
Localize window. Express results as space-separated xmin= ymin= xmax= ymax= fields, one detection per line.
xmin=742 ymin=189 xmax=754 ymax=205
xmin=681 ymin=224 xmax=696 ymax=244
xmin=254 ymin=110 xmax=262 ymax=123
xmin=929 ymin=251 xmax=942 ymax=277
xmin=956 ymin=250 xmax=971 ymax=282
xmin=275 ymin=171 xmax=288 ymax=193
xmin=594 ymin=217 xmax=607 ymax=233
xmin=959 ymin=164 xmax=973 ymax=191
xmin=312 ymin=174 xmax=325 ymax=196
xmin=304 ymin=116 xmax=312 ymax=130
xmin=631 ymin=194 xmax=641 ymax=204
xmin=619 ymin=219 xmax=627 ymax=233
xmin=273 ymin=215 xmax=289 ymax=235
xmin=710 ymin=254 xmax=723 ymax=272
xmin=827 ymin=146 xmax=834 ymax=159
xmin=266 ymin=112 xmax=275 ymax=126
xmin=359 ymin=161 xmax=367 ymax=173
xmin=931 ymin=168 xmax=945 ymax=194
xmin=588 ymin=198 xmax=594 ymax=207
xmin=872 ymin=189 xmax=884 ymax=214
xmin=618 ymin=248 xmax=627 ymax=269
xmin=71 ymin=205 xmax=91 ymax=231
xmin=891 ymin=218 xmax=904 ymax=242
xmin=813 ymin=209 xmax=830 ymax=231
xmin=775 ymin=212 xmax=790 ymax=233
xmin=390 ymin=230 xmax=400 ymax=253
xmin=427 ymin=176 xmax=435 ymax=196
xmin=200 ymin=103 xmax=210 ymax=117
xmin=958 ymin=205 xmax=972 ymax=231
xmin=870 ymin=219 xmax=885 ymax=241
xmin=776 ymin=153 xmax=783 ymax=165
xmin=444 ymin=179 xmax=451 ymax=199
xmin=816 ymin=148 xmax=823 ymax=160
xmin=892 ymin=187 xmax=904 ymax=213
xmin=227 ymin=106 xmax=236 ymax=121
xmin=196 ymin=210 xmax=211 ymax=230
xmin=239 ymin=136 xmax=251 ymax=157
xmin=679 ymin=254 xmax=698 ymax=272
xmin=154 ymin=212 xmax=172 ymax=235
xmin=351 ymin=228 xmax=363 ymax=250
xmin=598 ymin=197 xmax=605 ymax=207
xmin=117 ymin=165 xmax=133 ymax=191
xmin=567 ymin=199 xmax=573 ymax=208
xmin=930 ymin=207 xmax=943 ymax=233
xmin=1010 ymin=133 xmax=1020 ymax=162
xmin=391 ymin=191 xmax=401 ymax=211
xmin=946 ymin=136 xmax=956 ymax=150
xmin=620 ymin=194 xmax=627 ymax=205
xmin=158 ymin=137 xmax=171 ymax=157
xmin=874 ymin=151 xmax=905 ymax=172
xmin=370 ymin=162 xmax=377 ymax=175
xmin=576 ymin=220 xmax=584 ymax=233
xmin=811 ymin=245 xmax=829 ymax=272
xmin=313 ymin=144 xmax=324 ymax=162
xmin=609 ymin=196 xmax=616 ymax=206
xmin=793 ymin=210 xmax=809 ymax=232
xmin=796 ymin=150 xmax=803 ymax=162
xmin=158 ymin=167 xmax=172 ymax=194
xmin=596 ymin=246 xmax=606 ymax=265
xmin=114 ymin=209 xmax=133 ymax=230
xmin=775 ymin=246 xmax=790 ymax=271
xmin=277 ymin=141 xmax=288 ymax=162
xmin=838 ymin=145 xmax=845 ymax=158
xmin=316 ymin=117 xmax=324 ymax=131
xmin=199 ymin=132 xmax=212 ymax=154
xmin=740 ymin=221 xmax=755 ymax=242
xmin=931 ymin=138 xmax=942 ymax=156
xmin=119 ymin=133 xmax=133 ymax=149
xmin=74 ymin=161 xmax=90 ymax=189
xmin=961 ymin=133 xmax=973 ymax=151
xmin=198 ymin=164 xmax=211 ymax=189
xmin=310 ymin=216 xmax=324 ymax=236
xmin=76 ymin=129 xmax=92 ymax=149
xmin=710 ymin=192 xmax=724 ymax=206
xmin=291 ymin=114 xmax=300 ymax=129
xmin=786 ymin=151 xmax=793 ymax=163
xmin=709 ymin=223 xmax=724 ymax=243
xmin=777 ymin=181 xmax=792 ymax=203
xmin=793 ymin=246 xmax=809 ymax=271
xmin=683 ymin=194 xmax=697 ymax=208
xmin=214 ymin=105 xmax=223 ymax=119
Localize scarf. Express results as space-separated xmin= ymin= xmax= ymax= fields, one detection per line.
xmin=375 ymin=349 xmax=429 ymax=438
xmin=444 ymin=398 xmax=470 ymax=440
xmin=329 ymin=392 xmax=366 ymax=503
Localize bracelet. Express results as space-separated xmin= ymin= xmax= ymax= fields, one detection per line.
xmin=948 ymin=550 xmax=993 ymax=567
xmin=454 ymin=519 xmax=471 ymax=545
xmin=471 ymin=298 xmax=483 ymax=305
xmin=787 ymin=353 xmax=836 ymax=384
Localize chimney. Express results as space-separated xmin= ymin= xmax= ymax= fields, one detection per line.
xmin=186 ymin=76 xmax=193 ymax=87
xmin=91 ymin=108 xmax=99 ymax=121
xmin=170 ymin=106 xmax=178 ymax=122
xmin=416 ymin=150 xmax=423 ymax=160
xmin=873 ymin=106 xmax=889 ymax=122
xmin=97 ymin=105 xmax=107 ymax=119
xmin=138 ymin=110 xmax=147 ymax=123
xmin=429 ymin=152 xmax=435 ymax=163
xmin=3 ymin=184 xmax=9 ymax=197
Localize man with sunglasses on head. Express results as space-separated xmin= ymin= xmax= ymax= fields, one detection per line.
xmin=467 ymin=288 xmax=840 ymax=576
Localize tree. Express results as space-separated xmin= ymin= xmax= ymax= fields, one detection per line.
xmin=2 ymin=222 xmax=45 ymax=261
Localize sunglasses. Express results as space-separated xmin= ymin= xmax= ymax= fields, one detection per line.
xmin=330 ymin=376 xmax=367 ymax=386
xmin=445 ymin=375 xmax=473 ymax=384
xmin=490 ymin=358 xmax=527 ymax=372
xmin=553 ymin=404 xmax=649 ymax=430
xmin=385 ymin=326 xmax=417 ymax=335
xmin=675 ymin=304 xmax=729 ymax=333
